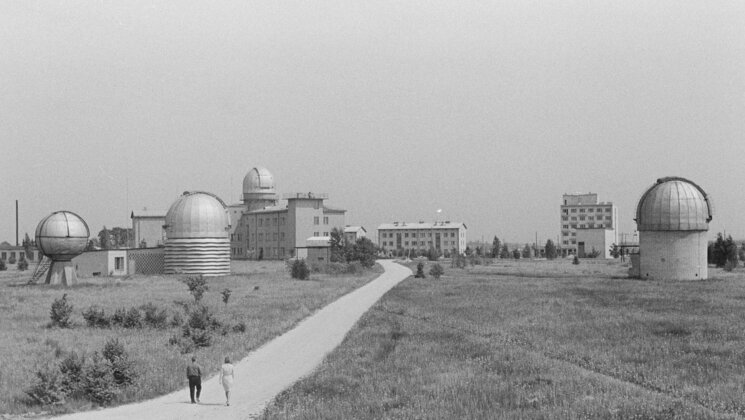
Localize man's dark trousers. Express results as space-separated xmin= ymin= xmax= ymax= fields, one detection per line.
xmin=188 ymin=376 xmax=201 ymax=403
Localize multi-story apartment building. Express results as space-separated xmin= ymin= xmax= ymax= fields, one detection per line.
xmin=560 ymin=193 xmax=617 ymax=257
xmin=377 ymin=221 xmax=467 ymax=256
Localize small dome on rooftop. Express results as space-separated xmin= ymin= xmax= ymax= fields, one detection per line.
xmin=635 ymin=177 xmax=712 ymax=231
xmin=242 ymin=167 xmax=275 ymax=195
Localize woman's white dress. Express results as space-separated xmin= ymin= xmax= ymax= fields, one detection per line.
xmin=220 ymin=363 xmax=235 ymax=391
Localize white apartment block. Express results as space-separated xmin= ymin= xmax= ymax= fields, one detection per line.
xmin=377 ymin=221 xmax=467 ymax=255
xmin=560 ymin=193 xmax=617 ymax=258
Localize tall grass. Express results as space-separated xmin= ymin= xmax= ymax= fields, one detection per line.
xmin=261 ymin=259 xmax=745 ymax=419
xmin=0 ymin=260 xmax=381 ymax=416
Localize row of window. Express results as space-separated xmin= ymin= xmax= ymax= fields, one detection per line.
xmin=382 ymin=240 xmax=459 ymax=247
xmin=563 ymin=215 xmax=612 ymax=221
xmin=563 ymin=224 xmax=606 ymax=229
xmin=313 ymin=216 xmax=330 ymax=225
xmin=563 ymin=207 xmax=612 ymax=214
xmin=381 ymin=231 xmax=459 ymax=239
xmin=562 ymin=240 xmax=577 ymax=245
xmin=0 ymin=251 xmax=31 ymax=261
xmin=258 ymin=217 xmax=286 ymax=227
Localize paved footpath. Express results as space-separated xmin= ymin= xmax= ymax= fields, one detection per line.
xmin=52 ymin=260 xmax=411 ymax=420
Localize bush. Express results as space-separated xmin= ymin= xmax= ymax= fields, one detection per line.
xmin=111 ymin=308 xmax=126 ymax=327
xmin=50 ymin=294 xmax=73 ymax=328
xmin=182 ymin=275 xmax=208 ymax=302
xmin=122 ymin=307 xmax=142 ymax=329
xmin=82 ymin=306 xmax=111 ymax=328
xmin=0 ymin=259 xmax=6 ymax=271
xmin=724 ymin=259 xmax=737 ymax=272
xmin=573 ymin=255 xmax=580 ymax=265
xmin=232 ymin=322 xmax=247 ymax=333
xmin=17 ymin=257 xmax=28 ymax=271
xmin=221 ymin=288 xmax=232 ymax=306
xmin=141 ymin=303 xmax=168 ymax=329
xmin=26 ymin=363 xmax=67 ymax=406
xmin=187 ymin=305 xmax=220 ymax=331
xmin=414 ymin=262 xmax=426 ymax=278
xmin=429 ymin=264 xmax=444 ymax=279
xmin=188 ymin=328 xmax=212 ymax=348
xmin=288 ymin=259 xmax=310 ymax=280
xmin=81 ymin=352 xmax=117 ymax=405
xmin=103 ymin=338 xmax=137 ymax=387
xmin=8 ymin=255 xmax=16 ymax=265
xmin=170 ymin=311 xmax=184 ymax=327
xmin=59 ymin=352 xmax=84 ymax=397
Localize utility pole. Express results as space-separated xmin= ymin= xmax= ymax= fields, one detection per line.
xmin=15 ymin=200 xmax=19 ymax=246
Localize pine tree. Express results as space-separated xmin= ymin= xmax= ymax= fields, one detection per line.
xmin=491 ymin=236 xmax=501 ymax=258
xmin=545 ymin=239 xmax=557 ymax=260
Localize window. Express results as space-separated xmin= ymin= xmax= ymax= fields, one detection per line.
xmin=579 ymin=224 xmax=585 ymax=228
xmin=562 ymin=225 xmax=569 ymax=229
xmin=231 ymin=234 xmax=234 ymax=241
xmin=273 ymin=233 xmax=278 ymax=241
xmin=571 ymin=224 xmax=577 ymax=229
xmin=314 ymin=216 xmax=319 ymax=225
xmin=571 ymin=217 xmax=577 ymax=221
xmin=323 ymin=232 xmax=329 ymax=236
xmin=563 ymin=240 xmax=569 ymax=245
xmin=570 ymin=209 xmax=577 ymax=213
xmin=606 ymin=216 xmax=612 ymax=220
xmin=323 ymin=216 xmax=329 ymax=225
xmin=579 ymin=216 xmax=585 ymax=221
xmin=571 ymin=239 xmax=576 ymax=244
xmin=562 ymin=216 xmax=568 ymax=221
xmin=259 ymin=219 xmax=263 ymax=227
xmin=405 ymin=241 xmax=409 ymax=246
xmin=579 ymin=208 xmax=585 ymax=213
xmin=314 ymin=232 xmax=319 ymax=236
xmin=1 ymin=252 xmax=5 ymax=260
xmin=588 ymin=216 xmax=594 ymax=220
xmin=115 ymin=257 xmax=124 ymax=271
xmin=562 ymin=209 xmax=568 ymax=214
xmin=281 ymin=232 xmax=285 ymax=241
xmin=562 ymin=232 xmax=569 ymax=236
xmin=588 ymin=208 xmax=594 ymax=212
xmin=404 ymin=233 xmax=408 ymax=238
xmin=273 ymin=218 xmax=277 ymax=225
xmin=606 ymin=208 xmax=612 ymax=212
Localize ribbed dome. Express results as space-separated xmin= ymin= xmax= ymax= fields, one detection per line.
xmin=635 ymin=177 xmax=712 ymax=231
xmin=242 ymin=167 xmax=275 ymax=195
xmin=35 ymin=211 xmax=90 ymax=261
xmin=165 ymin=191 xmax=229 ymax=239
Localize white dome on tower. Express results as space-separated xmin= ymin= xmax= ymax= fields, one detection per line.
xmin=635 ymin=177 xmax=712 ymax=231
xmin=242 ymin=167 xmax=275 ymax=196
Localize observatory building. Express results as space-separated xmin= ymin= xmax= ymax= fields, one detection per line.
xmin=35 ymin=211 xmax=90 ymax=286
xmin=164 ymin=191 xmax=230 ymax=276
xmin=228 ymin=167 xmax=347 ymax=260
xmin=632 ymin=177 xmax=713 ymax=280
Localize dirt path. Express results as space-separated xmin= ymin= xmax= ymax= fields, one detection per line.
xmin=51 ymin=260 xmax=411 ymax=420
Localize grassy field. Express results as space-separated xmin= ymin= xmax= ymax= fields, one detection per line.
xmin=261 ymin=258 xmax=745 ymax=419
xmin=0 ymin=259 xmax=381 ymax=416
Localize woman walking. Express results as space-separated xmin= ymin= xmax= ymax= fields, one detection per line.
xmin=219 ymin=356 xmax=235 ymax=406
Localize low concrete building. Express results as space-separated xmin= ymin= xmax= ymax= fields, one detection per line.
xmin=73 ymin=249 xmax=127 ymax=277
xmin=343 ymin=226 xmax=366 ymax=244
xmin=0 ymin=242 xmax=41 ymax=262
xmin=576 ymin=228 xmax=616 ymax=258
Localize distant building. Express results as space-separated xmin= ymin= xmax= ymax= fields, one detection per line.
xmin=343 ymin=226 xmax=366 ymax=244
xmin=130 ymin=209 xmax=166 ymax=248
xmin=560 ymin=193 xmax=617 ymax=257
xmin=377 ymin=221 xmax=467 ymax=255
xmin=0 ymin=242 xmax=41 ymax=262
xmin=228 ymin=168 xmax=347 ymax=260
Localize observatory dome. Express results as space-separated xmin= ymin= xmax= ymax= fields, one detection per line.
xmin=242 ymin=167 xmax=275 ymax=195
xmin=35 ymin=211 xmax=89 ymax=261
xmin=635 ymin=177 xmax=712 ymax=231
xmin=165 ymin=191 xmax=229 ymax=239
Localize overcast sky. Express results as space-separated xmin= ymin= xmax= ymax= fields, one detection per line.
xmin=1 ymin=0 xmax=743 ymax=246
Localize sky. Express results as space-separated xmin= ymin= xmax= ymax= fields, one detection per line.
xmin=1 ymin=0 xmax=744 ymax=246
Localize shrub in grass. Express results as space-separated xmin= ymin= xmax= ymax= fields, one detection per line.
xmin=17 ymin=257 xmax=28 ymax=271
xmin=111 ymin=308 xmax=126 ymax=327
xmin=182 ymin=275 xmax=208 ymax=302
xmin=170 ymin=311 xmax=183 ymax=327
xmin=8 ymin=255 xmax=16 ymax=265
xmin=25 ymin=362 xmax=67 ymax=405
xmin=232 ymin=322 xmax=247 ymax=333
xmin=50 ymin=294 xmax=73 ymax=328
xmin=141 ymin=303 xmax=168 ymax=329
xmin=59 ymin=352 xmax=84 ymax=397
xmin=122 ymin=307 xmax=142 ymax=329
xmin=221 ymin=288 xmax=231 ymax=306
xmin=429 ymin=263 xmax=444 ymax=279
xmin=82 ymin=306 xmax=110 ymax=328
xmin=103 ymin=338 xmax=137 ymax=387
xmin=573 ymin=255 xmax=580 ymax=265
xmin=81 ymin=352 xmax=117 ymax=405
xmin=724 ymin=259 xmax=737 ymax=272
xmin=288 ymin=259 xmax=310 ymax=280
xmin=414 ymin=262 xmax=426 ymax=278
xmin=187 ymin=305 xmax=220 ymax=330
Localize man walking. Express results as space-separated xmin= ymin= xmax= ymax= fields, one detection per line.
xmin=186 ymin=356 xmax=202 ymax=404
